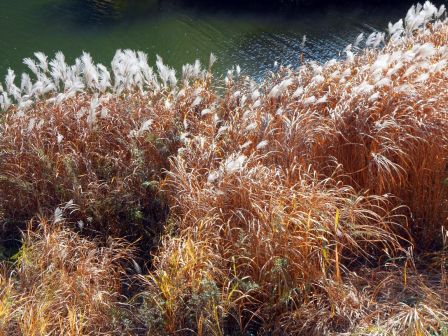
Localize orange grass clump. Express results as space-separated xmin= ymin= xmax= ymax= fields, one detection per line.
xmin=0 ymin=79 xmax=215 ymax=244
xmin=195 ymin=29 xmax=448 ymax=250
xmin=140 ymin=150 xmax=402 ymax=334
xmin=0 ymin=217 xmax=135 ymax=335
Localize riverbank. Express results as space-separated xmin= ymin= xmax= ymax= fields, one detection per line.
xmin=0 ymin=2 xmax=447 ymax=335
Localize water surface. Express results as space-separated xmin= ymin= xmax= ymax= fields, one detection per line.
xmin=0 ymin=0 xmax=423 ymax=78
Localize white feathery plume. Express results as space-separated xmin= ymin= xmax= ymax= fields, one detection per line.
xmin=49 ymin=51 xmax=68 ymax=89
xmin=251 ymin=90 xmax=260 ymax=100
xmin=31 ymin=80 xmax=44 ymax=98
xmin=166 ymin=59 xmax=178 ymax=87
xmin=316 ymin=95 xmax=327 ymax=104
xmin=53 ymin=92 xmax=67 ymax=105
xmin=387 ymin=62 xmax=403 ymax=77
xmin=240 ymin=94 xmax=247 ymax=107
xmin=405 ymin=4 xmax=417 ymax=28
xmin=369 ymin=92 xmax=380 ymax=102
xmin=209 ymin=53 xmax=217 ymax=68
xmin=201 ymin=108 xmax=212 ymax=116
xmin=156 ymin=55 xmax=176 ymax=88
xmin=98 ymin=107 xmax=108 ymax=118
xmin=137 ymin=51 xmax=158 ymax=90
xmin=137 ymin=119 xmax=153 ymax=136
xmin=207 ymin=170 xmax=221 ymax=183
xmin=245 ymin=122 xmax=257 ymax=131
xmin=53 ymin=207 xmax=64 ymax=224
xmin=312 ymin=74 xmax=324 ymax=85
xmin=326 ymin=59 xmax=337 ymax=67
xmin=405 ymin=7 xmax=425 ymax=33
xmin=303 ymin=96 xmax=316 ymax=105
xmin=432 ymin=59 xmax=447 ymax=73
xmin=23 ymin=57 xmax=40 ymax=76
xmin=242 ymin=110 xmax=252 ymax=119
xmin=310 ymin=62 xmax=322 ymax=74
xmin=20 ymin=73 xmax=32 ymax=96
xmin=415 ymin=43 xmax=436 ymax=59
xmin=16 ymin=99 xmax=29 ymax=110
xmin=182 ymin=63 xmax=194 ymax=81
xmin=241 ymin=140 xmax=252 ymax=149
xmin=292 ymin=86 xmax=304 ymax=98
xmin=191 ymin=96 xmax=202 ymax=107
xmin=301 ymin=35 xmax=307 ymax=49
xmin=224 ymin=154 xmax=246 ymax=174
xmin=97 ymin=64 xmax=111 ymax=92
xmin=65 ymin=77 xmax=85 ymax=96
xmin=123 ymin=50 xmax=141 ymax=90
xmin=388 ymin=19 xmax=404 ymax=36
xmin=0 ymin=92 xmax=11 ymax=111
xmin=269 ymin=84 xmax=280 ymax=98
xmin=403 ymin=49 xmax=416 ymax=61
xmin=269 ymin=78 xmax=293 ymax=98
xmin=373 ymin=32 xmax=385 ymax=48
xmin=414 ymin=72 xmax=429 ymax=83
xmin=5 ymin=69 xmax=19 ymax=100
xmin=81 ymin=52 xmax=99 ymax=89
xmin=34 ymin=52 xmax=49 ymax=73
xmin=355 ymin=82 xmax=373 ymax=94
xmin=217 ymin=125 xmax=229 ymax=136
xmin=342 ymin=68 xmax=351 ymax=78
xmin=194 ymin=59 xmax=202 ymax=76
xmin=344 ymin=46 xmax=354 ymax=62
xmin=365 ymin=32 xmax=378 ymax=47
xmin=42 ymin=79 xmax=56 ymax=96
xmin=256 ymin=140 xmax=269 ymax=150
xmin=404 ymin=64 xmax=417 ymax=77
xmin=422 ymin=1 xmax=437 ymax=21
xmin=436 ymin=4 xmax=446 ymax=18
xmin=193 ymin=87 xmax=203 ymax=96
xmin=416 ymin=2 xmax=423 ymax=13
xmin=27 ymin=117 xmax=36 ymax=133
xmin=330 ymin=69 xmax=340 ymax=79
xmin=87 ymin=95 xmax=99 ymax=128
xmin=111 ymin=49 xmax=126 ymax=92
xmin=353 ymin=33 xmax=364 ymax=48
xmin=375 ymin=77 xmax=392 ymax=87
xmin=252 ymin=99 xmax=261 ymax=108
xmin=372 ymin=53 xmax=391 ymax=72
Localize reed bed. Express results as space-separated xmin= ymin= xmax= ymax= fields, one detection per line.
xmin=0 ymin=217 xmax=134 ymax=335
xmin=0 ymin=1 xmax=447 ymax=335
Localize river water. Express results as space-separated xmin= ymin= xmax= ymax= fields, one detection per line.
xmin=0 ymin=0 xmax=423 ymax=79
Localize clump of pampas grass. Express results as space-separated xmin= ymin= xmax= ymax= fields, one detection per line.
xmin=0 ymin=2 xmax=447 ymax=335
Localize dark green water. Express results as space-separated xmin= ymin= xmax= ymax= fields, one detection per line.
xmin=0 ymin=0 xmax=420 ymax=78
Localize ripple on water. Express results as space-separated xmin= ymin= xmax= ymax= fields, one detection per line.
xmin=0 ymin=0 xmax=419 ymax=78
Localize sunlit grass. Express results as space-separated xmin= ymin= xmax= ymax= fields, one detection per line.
xmin=0 ymin=1 xmax=447 ymax=335
xmin=0 ymin=217 xmax=134 ymax=335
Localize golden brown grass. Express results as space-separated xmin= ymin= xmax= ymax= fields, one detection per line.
xmin=140 ymin=154 xmax=402 ymax=334
xmin=0 ymin=217 xmax=135 ymax=335
xmin=0 ymin=2 xmax=447 ymax=335
xmin=0 ymin=92 xmax=175 ymax=241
